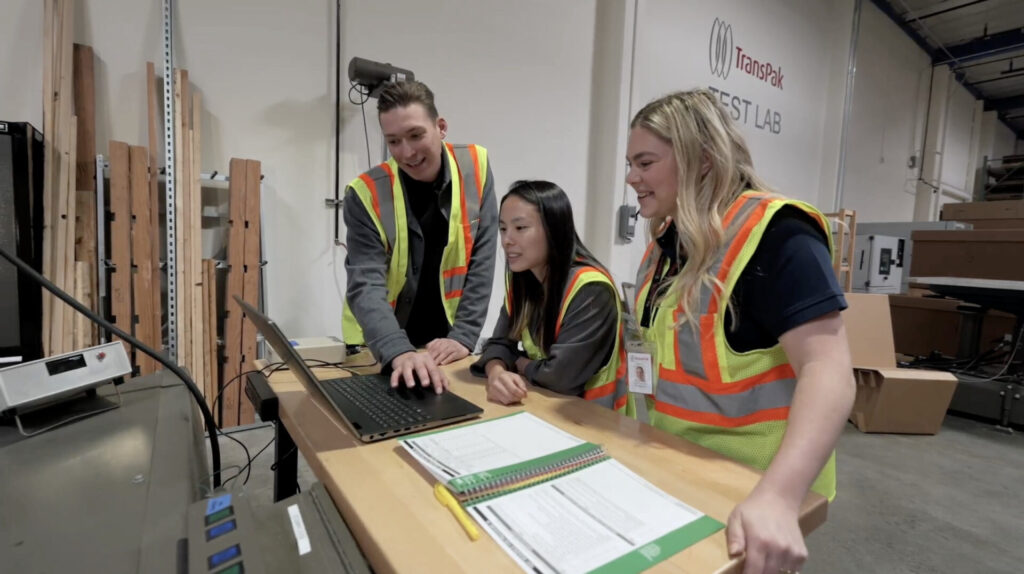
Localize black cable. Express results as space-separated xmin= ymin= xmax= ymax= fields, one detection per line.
xmin=222 ymin=434 xmax=276 ymax=487
xmin=270 ymin=445 xmax=298 ymax=474
xmin=0 ymin=245 xmax=224 ymax=488
xmin=212 ymin=362 xmax=285 ymax=428
xmin=211 ymin=358 xmax=354 ymax=427
xmin=213 ymin=357 xmax=381 ymax=483
xmin=361 ymin=97 xmax=372 ymax=171
xmin=347 ymin=81 xmax=370 ymax=105
xmin=218 ymin=430 xmax=252 ymax=481
xmin=353 ymin=82 xmax=373 ymax=171
xmin=346 ymin=81 xmax=373 ymax=171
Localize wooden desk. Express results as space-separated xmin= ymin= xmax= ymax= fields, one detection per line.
xmin=264 ymin=354 xmax=828 ymax=573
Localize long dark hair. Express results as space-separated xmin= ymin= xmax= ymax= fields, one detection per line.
xmin=502 ymin=180 xmax=609 ymax=354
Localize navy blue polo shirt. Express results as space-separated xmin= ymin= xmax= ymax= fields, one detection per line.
xmin=641 ymin=206 xmax=847 ymax=352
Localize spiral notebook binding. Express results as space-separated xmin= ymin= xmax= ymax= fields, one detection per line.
xmin=461 ymin=445 xmax=605 ymax=496
xmin=461 ymin=446 xmax=610 ymax=505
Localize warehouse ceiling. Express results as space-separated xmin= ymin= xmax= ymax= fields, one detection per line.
xmin=871 ymin=0 xmax=1024 ymax=138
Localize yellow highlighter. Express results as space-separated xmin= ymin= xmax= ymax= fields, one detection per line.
xmin=434 ymin=482 xmax=480 ymax=541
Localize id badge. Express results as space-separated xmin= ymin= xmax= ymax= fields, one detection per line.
xmin=622 ymin=310 xmax=655 ymax=396
xmin=626 ymin=345 xmax=654 ymax=395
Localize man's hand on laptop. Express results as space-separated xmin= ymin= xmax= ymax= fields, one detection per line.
xmin=426 ymin=338 xmax=470 ymax=365
xmin=390 ymin=351 xmax=449 ymax=394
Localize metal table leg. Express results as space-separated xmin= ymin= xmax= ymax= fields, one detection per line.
xmin=273 ymin=420 xmax=299 ymax=502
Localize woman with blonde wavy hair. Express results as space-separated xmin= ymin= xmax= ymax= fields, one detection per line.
xmin=625 ymin=89 xmax=855 ymax=574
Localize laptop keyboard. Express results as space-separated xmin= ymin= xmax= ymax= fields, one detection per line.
xmin=321 ymin=375 xmax=432 ymax=429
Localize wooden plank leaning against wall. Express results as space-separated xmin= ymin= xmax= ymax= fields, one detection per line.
xmin=36 ymin=2 xmax=268 ymax=429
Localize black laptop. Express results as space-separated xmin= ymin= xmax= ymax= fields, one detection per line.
xmin=233 ymin=296 xmax=482 ymax=442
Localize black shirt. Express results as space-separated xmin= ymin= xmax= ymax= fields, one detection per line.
xmin=402 ymin=152 xmax=452 ymax=347
xmin=641 ymin=206 xmax=847 ymax=352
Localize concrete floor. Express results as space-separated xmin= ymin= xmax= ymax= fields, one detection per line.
xmin=220 ymin=414 xmax=1024 ymax=573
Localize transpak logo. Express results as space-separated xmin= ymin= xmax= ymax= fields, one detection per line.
xmin=708 ymin=18 xmax=733 ymax=79
xmin=707 ymin=17 xmax=785 ymax=90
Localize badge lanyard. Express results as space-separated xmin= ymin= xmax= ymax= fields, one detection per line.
xmin=622 ymin=310 xmax=654 ymax=425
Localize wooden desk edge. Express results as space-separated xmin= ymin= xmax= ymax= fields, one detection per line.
xmin=257 ymin=357 xmax=829 ymax=573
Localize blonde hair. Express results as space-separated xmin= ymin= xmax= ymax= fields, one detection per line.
xmin=631 ymin=89 xmax=774 ymax=331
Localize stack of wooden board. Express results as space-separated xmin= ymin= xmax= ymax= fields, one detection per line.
xmin=106 ymin=141 xmax=161 ymax=374
xmin=41 ymin=0 xmax=86 ymax=356
xmin=221 ymin=158 xmax=262 ymax=427
xmin=36 ymin=3 xmax=262 ymax=428
xmin=168 ymin=67 xmax=212 ymax=403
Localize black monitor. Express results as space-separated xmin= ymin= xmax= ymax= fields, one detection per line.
xmin=0 ymin=121 xmax=44 ymax=364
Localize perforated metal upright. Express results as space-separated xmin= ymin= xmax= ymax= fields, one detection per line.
xmin=162 ymin=0 xmax=178 ymax=361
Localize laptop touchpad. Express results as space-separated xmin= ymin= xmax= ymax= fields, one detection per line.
xmin=391 ymin=384 xmax=428 ymax=401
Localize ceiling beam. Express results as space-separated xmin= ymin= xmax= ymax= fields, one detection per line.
xmin=971 ymin=69 xmax=1024 ymax=86
xmin=870 ymin=1 xmax=1024 ymax=139
xmin=986 ymin=94 xmax=1024 ymax=113
xmin=906 ymin=0 xmax=991 ymax=22
xmin=934 ymin=27 xmax=1024 ymax=66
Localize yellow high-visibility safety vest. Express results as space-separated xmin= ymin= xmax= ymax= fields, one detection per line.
xmin=633 ymin=191 xmax=838 ymax=500
xmin=510 ymin=264 xmax=628 ymax=411
xmin=342 ymin=143 xmax=488 ymax=345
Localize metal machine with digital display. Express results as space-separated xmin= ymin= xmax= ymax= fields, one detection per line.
xmin=0 ymin=341 xmax=131 ymax=434
xmin=183 ymin=482 xmax=371 ymax=574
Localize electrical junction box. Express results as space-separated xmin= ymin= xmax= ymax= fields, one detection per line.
xmin=267 ymin=336 xmax=346 ymax=366
xmin=617 ymin=205 xmax=637 ymax=241
xmin=853 ymin=234 xmax=903 ymax=295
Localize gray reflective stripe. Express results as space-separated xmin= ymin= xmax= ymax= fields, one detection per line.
xmin=443 ymin=272 xmax=465 ymax=295
xmin=674 ymin=320 xmax=707 ymax=379
xmin=364 ymin=164 xmax=397 ymax=251
xmin=451 ymin=145 xmax=482 ymax=224
xmin=681 ymin=194 xmax=768 ymax=377
xmin=704 ymin=194 xmax=764 ymax=302
xmin=441 ymin=145 xmax=484 ymax=297
xmin=589 ymin=393 xmax=615 ymax=409
xmin=666 ymin=194 xmax=791 ymax=416
xmin=631 ymin=393 xmax=651 ymax=424
xmin=656 ymin=376 xmax=796 ymax=418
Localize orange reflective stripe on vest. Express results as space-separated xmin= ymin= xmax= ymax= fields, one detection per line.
xmin=341 ymin=144 xmax=488 ymax=345
xmin=514 ymin=264 xmax=627 ymax=412
xmin=635 ymin=191 xmax=837 ymax=499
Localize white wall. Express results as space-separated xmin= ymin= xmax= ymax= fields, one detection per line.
xmin=336 ymin=1 xmax=597 ymax=346
xmin=0 ymin=0 xmax=598 ymax=345
xmin=591 ymin=0 xmax=856 ymax=286
xmin=6 ymin=0 xmax=1010 ymax=348
xmin=0 ymin=2 xmax=44 ymax=128
xmin=840 ymin=0 xmax=931 ymax=223
xmin=940 ymin=81 xmax=977 ymax=198
xmin=911 ymin=65 xmax=983 ymax=220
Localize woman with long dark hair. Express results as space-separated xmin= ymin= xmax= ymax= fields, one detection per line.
xmin=470 ymin=180 xmax=626 ymax=409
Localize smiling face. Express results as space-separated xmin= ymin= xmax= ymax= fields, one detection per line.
xmin=499 ymin=195 xmax=549 ymax=282
xmin=625 ymin=126 xmax=679 ymax=220
xmin=379 ymin=103 xmax=447 ymax=182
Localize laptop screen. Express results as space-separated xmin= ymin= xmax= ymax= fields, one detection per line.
xmin=231 ymin=295 xmax=331 ymax=402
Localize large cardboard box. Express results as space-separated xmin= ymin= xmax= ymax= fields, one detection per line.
xmin=910 ymin=229 xmax=1024 ymax=281
xmin=888 ymin=295 xmax=1017 ymax=357
xmin=843 ymin=293 xmax=959 ymax=434
xmin=940 ymin=200 xmax=1024 ymax=221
